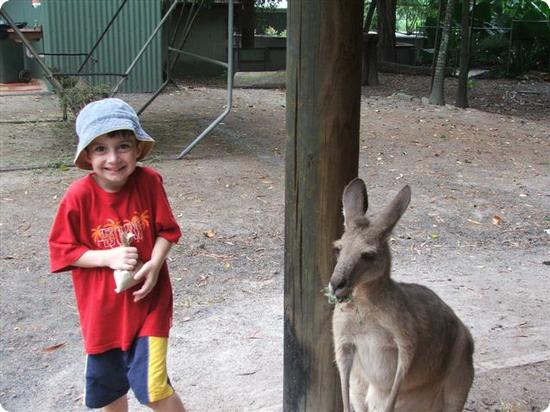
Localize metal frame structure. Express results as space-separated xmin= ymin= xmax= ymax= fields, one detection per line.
xmin=170 ymin=1 xmax=234 ymax=158
xmin=0 ymin=0 xmax=235 ymax=157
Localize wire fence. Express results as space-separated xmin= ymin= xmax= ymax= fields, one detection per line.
xmin=416 ymin=20 xmax=549 ymax=76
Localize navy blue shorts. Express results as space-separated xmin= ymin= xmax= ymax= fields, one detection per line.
xmin=84 ymin=336 xmax=174 ymax=408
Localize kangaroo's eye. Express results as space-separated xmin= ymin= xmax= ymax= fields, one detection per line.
xmin=361 ymin=252 xmax=375 ymax=260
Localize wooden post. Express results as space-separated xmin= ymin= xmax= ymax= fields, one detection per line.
xmin=284 ymin=1 xmax=363 ymax=411
xmin=362 ymin=33 xmax=380 ymax=86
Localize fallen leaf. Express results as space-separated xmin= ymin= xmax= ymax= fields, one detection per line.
xmin=492 ymin=215 xmax=503 ymax=225
xmin=42 ymin=342 xmax=66 ymax=353
xmin=18 ymin=222 xmax=31 ymax=232
xmin=198 ymin=275 xmax=209 ymax=287
xmin=203 ymin=229 xmax=216 ymax=238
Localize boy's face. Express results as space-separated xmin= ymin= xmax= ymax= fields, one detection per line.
xmin=83 ymin=131 xmax=143 ymax=192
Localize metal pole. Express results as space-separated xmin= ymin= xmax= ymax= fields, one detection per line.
xmin=168 ymin=48 xmax=229 ymax=68
xmin=176 ymin=0 xmax=234 ymax=158
xmin=137 ymin=79 xmax=169 ymax=115
xmin=77 ymin=0 xmax=129 ymax=73
xmin=111 ymin=0 xmax=180 ymax=95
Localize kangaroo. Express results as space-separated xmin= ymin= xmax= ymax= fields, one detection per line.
xmin=329 ymin=178 xmax=474 ymax=412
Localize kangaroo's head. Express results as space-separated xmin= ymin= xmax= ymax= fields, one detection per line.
xmin=329 ymin=178 xmax=411 ymax=302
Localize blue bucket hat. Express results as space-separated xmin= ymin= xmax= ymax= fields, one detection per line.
xmin=74 ymin=98 xmax=155 ymax=170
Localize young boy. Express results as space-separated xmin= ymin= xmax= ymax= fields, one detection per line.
xmin=48 ymin=98 xmax=186 ymax=412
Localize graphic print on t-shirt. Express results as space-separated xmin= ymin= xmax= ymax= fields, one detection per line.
xmin=91 ymin=210 xmax=150 ymax=248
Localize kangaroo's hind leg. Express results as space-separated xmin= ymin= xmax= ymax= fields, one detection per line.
xmin=442 ymin=326 xmax=475 ymax=412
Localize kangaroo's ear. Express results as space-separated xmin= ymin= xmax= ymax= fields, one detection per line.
xmin=373 ymin=185 xmax=411 ymax=238
xmin=342 ymin=178 xmax=368 ymax=226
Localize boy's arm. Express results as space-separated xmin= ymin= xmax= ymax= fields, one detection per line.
xmin=132 ymin=236 xmax=173 ymax=302
xmin=73 ymin=247 xmax=139 ymax=271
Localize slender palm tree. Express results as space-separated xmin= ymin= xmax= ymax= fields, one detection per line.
xmin=456 ymin=0 xmax=473 ymax=108
xmin=429 ymin=0 xmax=455 ymax=105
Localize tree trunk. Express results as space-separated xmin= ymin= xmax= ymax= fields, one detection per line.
xmin=456 ymin=0 xmax=472 ymax=108
xmin=364 ymin=0 xmax=377 ymax=33
xmin=362 ymin=0 xmax=379 ymax=86
xmin=378 ymin=0 xmax=397 ymax=62
xmin=429 ymin=0 xmax=455 ymax=105
xmin=241 ymin=0 xmax=255 ymax=48
xmin=285 ymin=0 xmax=363 ymax=410
xmin=430 ymin=0 xmax=445 ymax=91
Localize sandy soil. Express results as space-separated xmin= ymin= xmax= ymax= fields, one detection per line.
xmin=0 ymin=73 xmax=549 ymax=412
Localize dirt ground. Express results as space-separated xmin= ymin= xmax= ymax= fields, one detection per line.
xmin=0 ymin=73 xmax=549 ymax=412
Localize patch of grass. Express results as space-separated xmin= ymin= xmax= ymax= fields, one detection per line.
xmin=323 ymin=286 xmax=339 ymax=305
xmin=322 ymin=285 xmax=353 ymax=305
xmin=46 ymin=159 xmax=73 ymax=170
xmin=57 ymin=77 xmax=111 ymax=116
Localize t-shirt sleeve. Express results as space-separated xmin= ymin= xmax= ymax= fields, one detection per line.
xmin=48 ymin=193 xmax=89 ymax=273
xmin=152 ymin=172 xmax=182 ymax=244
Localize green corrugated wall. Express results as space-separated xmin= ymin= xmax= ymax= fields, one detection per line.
xmin=39 ymin=0 xmax=163 ymax=93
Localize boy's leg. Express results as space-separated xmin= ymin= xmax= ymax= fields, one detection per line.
xmin=103 ymin=394 xmax=128 ymax=412
xmin=128 ymin=336 xmax=185 ymax=410
xmin=85 ymin=350 xmax=130 ymax=409
xmin=148 ymin=392 xmax=186 ymax=412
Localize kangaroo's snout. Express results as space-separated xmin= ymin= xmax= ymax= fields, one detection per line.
xmin=330 ymin=273 xmax=351 ymax=302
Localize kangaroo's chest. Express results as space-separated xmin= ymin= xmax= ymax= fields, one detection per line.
xmin=335 ymin=303 xmax=399 ymax=388
xmin=356 ymin=319 xmax=398 ymax=387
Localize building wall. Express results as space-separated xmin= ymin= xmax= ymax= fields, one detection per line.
xmin=43 ymin=0 xmax=162 ymax=93
xmin=3 ymin=1 xmax=287 ymax=89
xmin=2 ymin=0 xmax=163 ymax=93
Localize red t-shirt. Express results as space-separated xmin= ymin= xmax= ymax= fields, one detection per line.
xmin=48 ymin=167 xmax=181 ymax=354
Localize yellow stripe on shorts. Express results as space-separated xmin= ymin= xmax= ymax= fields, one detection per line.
xmin=147 ymin=337 xmax=174 ymax=403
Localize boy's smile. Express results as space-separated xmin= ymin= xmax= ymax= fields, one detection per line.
xmin=84 ymin=131 xmax=142 ymax=192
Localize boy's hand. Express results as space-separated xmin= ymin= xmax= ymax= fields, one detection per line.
xmin=132 ymin=260 xmax=161 ymax=302
xmin=105 ymin=246 xmax=139 ymax=271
